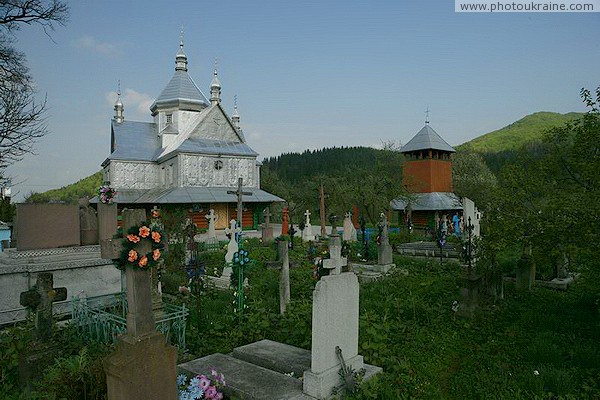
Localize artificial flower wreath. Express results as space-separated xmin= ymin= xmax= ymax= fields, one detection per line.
xmin=117 ymin=222 xmax=164 ymax=270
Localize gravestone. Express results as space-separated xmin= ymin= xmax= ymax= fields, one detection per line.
xmin=319 ymin=184 xmax=327 ymax=237
xmin=224 ymin=219 xmax=242 ymax=268
xmin=302 ymin=209 xmax=315 ymax=241
xmin=19 ymin=273 xmax=67 ymax=340
xmin=99 ymin=203 xmax=119 ymax=259
xmin=376 ymin=213 xmax=394 ymax=270
xmin=18 ymin=272 xmax=67 ymax=391
xmin=322 ymin=234 xmax=347 ymax=275
xmin=342 ymin=212 xmax=357 ymax=242
xmin=261 ymin=207 xmax=273 ymax=242
xmin=303 ymin=266 xmax=381 ymax=398
xmin=104 ymin=209 xmax=177 ymax=400
xmin=205 ymin=208 xmax=218 ymax=239
xmin=281 ymin=207 xmax=289 ymax=236
xmin=79 ymin=198 xmax=98 ymax=245
xmin=278 ymin=241 xmax=290 ymax=315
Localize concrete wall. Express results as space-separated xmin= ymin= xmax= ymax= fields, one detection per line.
xmin=15 ymin=204 xmax=80 ymax=250
xmin=0 ymin=245 xmax=122 ymax=325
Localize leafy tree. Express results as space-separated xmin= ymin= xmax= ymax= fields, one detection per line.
xmin=452 ymin=149 xmax=497 ymax=211
xmin=0 ymin=1 xmax=69 ymax=185
xmin=484 ymin=86 xmax=600 ymax=276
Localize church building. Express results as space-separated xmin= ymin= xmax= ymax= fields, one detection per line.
xmin=100 ymin=38 xmax=283 ymax=230
xmin=391 ymin=121 xmax=463 ymax=230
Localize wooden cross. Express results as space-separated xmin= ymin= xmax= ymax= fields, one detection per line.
xmin=319 ymin=184 xmax=327 ymax=237
xmin=20 ymin=272 xmax=67 ymax=340
xmin=227 ymin=177 xmax=252 ymax=231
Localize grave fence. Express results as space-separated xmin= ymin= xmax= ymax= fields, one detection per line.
xmin=71 ymin=292 xmax=188 ymax=350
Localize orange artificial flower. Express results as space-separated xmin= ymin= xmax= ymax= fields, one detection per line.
xmin=152 ymin=249 xmax=161 ymax=261
xmin=151 ymin=231 xmax=161 ymax=243
xmin=138 ymin=255 xmax=148 ymax=268
xmin=127 ymin=234 xmax=140 ymax=243
xmin=128 ymin=249 xmax=138 ymax=262
xmin=139 ymin=226 xmax=150 ymax=238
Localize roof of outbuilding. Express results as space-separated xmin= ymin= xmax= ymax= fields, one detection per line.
xmin=401 ymin=124 xmax=456 ymax=153
xmin=90 ymin=187 xmax=284 ymax=204
xmin=391 ymin=192 xmax=462 ymax=211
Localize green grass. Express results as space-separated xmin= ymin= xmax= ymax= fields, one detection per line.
xmin=2 ymin=240 xmax=598 ymax=399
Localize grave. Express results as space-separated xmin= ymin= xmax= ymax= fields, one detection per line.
xmin=262 ymin=207 xmax=274 ymax=242
xmin=104 ymin=209 xmax=177 ymax=400
xmin=18 ymin=272 xmax=67 ymax=390
xmin=279 ymin=240 xmax=291 ymax=314
xmin=205 ymin=208 xmax=219 ymax=239
xmin=342 ymin=212 xmax=357 ymax=242
xmin=179 ymin=234 xmax=382 ymax=400
xmin=302 ymin=209 xmax=315 ymax=241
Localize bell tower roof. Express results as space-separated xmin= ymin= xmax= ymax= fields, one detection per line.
xmin=401 ymin=124 xmax=455 ymax=153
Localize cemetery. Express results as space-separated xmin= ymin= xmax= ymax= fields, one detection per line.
xmin=0 ymin=4 xmax=599 ymax=400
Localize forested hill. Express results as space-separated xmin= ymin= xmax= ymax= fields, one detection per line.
xmin=457 ymin=111 xmax=582 ymax=153
xmin=261 ymin=146 xmax=382 ymax=183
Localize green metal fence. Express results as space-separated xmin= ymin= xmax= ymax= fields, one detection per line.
xmin=71 ymin=292 xmax=189 ymax=350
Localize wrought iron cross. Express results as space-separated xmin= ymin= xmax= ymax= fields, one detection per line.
xmin=227 ymin=177 xmax=252 ymax=232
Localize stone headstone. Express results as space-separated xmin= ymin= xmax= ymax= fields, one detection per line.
xmin=262 ymin=207 xmax=273 ymax=242
xmin=224 ymin=219 xmax=242 ymax=265
xmin=303 ymin=272 xmax=370 ymax=399
xmin=343 ymin=212 xmax=357 ymax=242
xmin=302 ymin=209 xmax=315 ymax=241
xmin=205 ymin=208 xmax=218 ymax=239
xmin=377 ymin=212 xmax=393 ymax=266
xmin=282 ymin=207 xmax=290 ymax=236
xmin=322 ymin=235 xmax=347 ymax=276
xmin=104 ymin=208 xmax=177 ymax=400
xmin=278 ymin=241 xmax=291 ymax=315
xmin=19 ymin=272 xmax=67 ymax=340
xmin=79 ymin=198 xmax=98 ymax=245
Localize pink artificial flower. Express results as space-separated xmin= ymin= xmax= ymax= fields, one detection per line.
xmin=205 ymin=386 xmax=218 ymax=399
xmin=215 ymin=393 xmax=223 ymax=400
xmin=198 ymin=375 xmax=211 ymax=390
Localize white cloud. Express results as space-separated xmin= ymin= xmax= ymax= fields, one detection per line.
xmin=74 ymin=35 xmax=120 ymax=56
xmin=105 ymin=89 xmax=154 ymax=119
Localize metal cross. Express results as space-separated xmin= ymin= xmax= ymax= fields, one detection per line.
xmin=227 ymin=177 xmax=252 ymax=232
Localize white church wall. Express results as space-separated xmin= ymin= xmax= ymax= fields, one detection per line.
xmin=110 ymin=161 xmax=160 ymax=190
xmin=180 ymin=154 xmax=258 ymax=188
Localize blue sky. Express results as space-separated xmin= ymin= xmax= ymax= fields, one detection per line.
xmin=5 ymin=0 xmax=600 ymax=200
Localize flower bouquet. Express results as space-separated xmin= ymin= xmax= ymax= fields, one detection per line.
xmin=97 ymin=185 xmax=117 ymax=204
xmin=177 ymin=368 xmax=226 ymax=400
xmin=117 ymin=222 xmax=164 ymax=270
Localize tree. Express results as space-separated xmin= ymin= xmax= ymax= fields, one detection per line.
xmin=0 ymin=1 xmax=68 ymax=185
xmin=452 ymin=149 xmax=497 ymax=211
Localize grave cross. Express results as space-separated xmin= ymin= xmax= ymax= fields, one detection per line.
xmin=20 ymin=273 xmax=67 ymax=340
xmin=322 ymin=235 xmax=347 ymax=275
xmin=304 ymin=209 xmax=311 ymax=225
xmin=263 ymin=207 xmax=272 ymax=227
xmin=227 ymin=177 xmax=252 ymax=232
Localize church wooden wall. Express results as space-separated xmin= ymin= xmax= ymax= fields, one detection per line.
xmin=403 ymin=159 xmax=453 ymax=193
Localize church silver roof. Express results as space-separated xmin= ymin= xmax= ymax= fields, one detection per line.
xmin=166 ymin=138 xmax=258 ymax=159
xmin=108 ymin=120 xmax=258 ymax=163
xmin=150 ymin=70 xmax=209 ymax=112
xmin=401 ymin=125 xmax=456 ymax=153
xmin=391 ymin=192 xmax=462 ymax=211
xmin=91 ymin=187 xmax=284 ymax=204
xmin=108 ymin=120 xmax=162 ymax=162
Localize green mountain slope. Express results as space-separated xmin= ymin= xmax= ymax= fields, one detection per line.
xmin=26 ymin=172 xmax=103 ymax=203
xmin=458 ymin=111 xmax=582 ymax=153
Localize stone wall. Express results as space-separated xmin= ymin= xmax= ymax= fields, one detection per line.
xmin=15 ymin=204 xmax=80 ymax=250
xmin=0 ymin=245 xmax=121 ymax=325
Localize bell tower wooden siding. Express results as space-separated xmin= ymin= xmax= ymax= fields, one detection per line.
xmin=403 ymin=150 xmax=453 ymax=193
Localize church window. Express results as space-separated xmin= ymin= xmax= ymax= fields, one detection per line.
xmin=166 ymin=113 xmax=173 ymax=126
xmin=214 ymin=160 xmax=223 ymax=170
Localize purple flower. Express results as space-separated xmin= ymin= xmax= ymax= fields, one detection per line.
xmin=204 ymin=386 xmax=218 ymax=399
xmin=198 ymin=375 xmax=211 ymax=390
